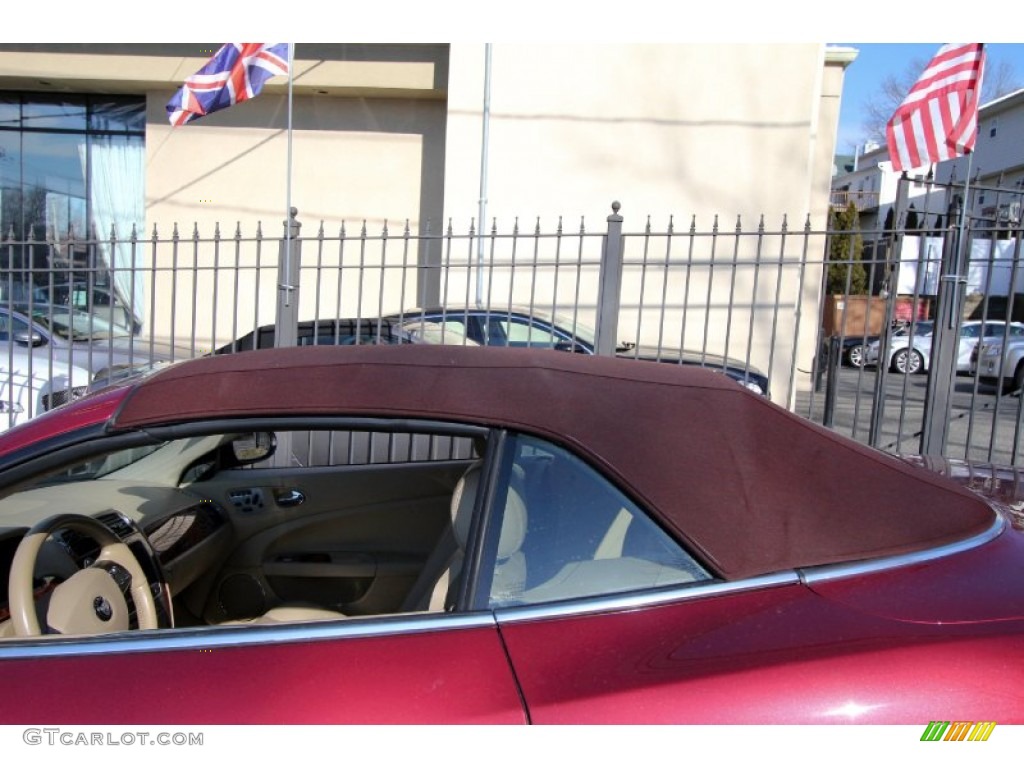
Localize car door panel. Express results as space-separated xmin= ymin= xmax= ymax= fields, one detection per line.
xmin=187 ymin=461 xmax=468 ymax=621
xmin=0 ymin=616 xmax=527 ymax=724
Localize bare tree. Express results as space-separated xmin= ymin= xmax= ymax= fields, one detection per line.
xmin=860 ymin=55 xmax=1021 ymax=144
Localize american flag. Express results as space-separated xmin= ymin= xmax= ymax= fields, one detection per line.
xmin=167 ymin=43 xmax=290 ymax=126
xmin=885 ymin=43 xmax=985 ymax=172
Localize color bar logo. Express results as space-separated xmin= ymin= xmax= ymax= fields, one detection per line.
xmin=921 ymin=721 xmax=996 ymax=741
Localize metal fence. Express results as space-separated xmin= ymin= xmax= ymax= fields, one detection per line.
xmin=5 ymin=193 xmax=1024 ymax=467
xmin=807 ymin=175 xmax=1024 ymax=466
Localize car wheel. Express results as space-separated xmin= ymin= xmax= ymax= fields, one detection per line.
xmin=892 ymin=348 xmax=924 ymax=375
xmin=845 ymin=343 xmax=865 ymax=368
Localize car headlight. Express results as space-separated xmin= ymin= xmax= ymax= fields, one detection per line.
xmin=984 ymin=344 xmax=1002 ymax=358
xmin=742 ymin=380 xmax=765 ymax=395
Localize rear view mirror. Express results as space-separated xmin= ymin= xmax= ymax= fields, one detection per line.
xmin=231 ymin=432 xmax=277 ymax=464
xmin=13 ymin=331 xmax=44 ymax=347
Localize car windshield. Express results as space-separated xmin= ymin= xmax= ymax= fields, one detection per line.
xmin=26 ymin=443 xmax=166 ymax=488
xmin=28 ymin=308 xmax=127 ymax=342
xmin=52 ymin=284 xmax=135 ymax=333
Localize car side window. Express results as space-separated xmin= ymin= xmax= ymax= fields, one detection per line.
xmin=0 ymin=315 xmax=34 ymax=342
xmin=485 ymin=434 xmax=711 ymax=608
xmin=405 ymin=317 xmax=471 ymax=345
xmin=498 ymin=319 xmax=562 ymax=348
xmin=400 ymin=320 xmax=477 ymax=346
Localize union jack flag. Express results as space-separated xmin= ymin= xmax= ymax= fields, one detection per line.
xmin=167 ymin=43 xmax=290 ymax=126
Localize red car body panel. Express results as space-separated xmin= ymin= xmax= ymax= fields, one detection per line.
xmin=499 ymin=549 xmax=1024 ymax=724
xmin=0 ymin=384 xmax=128 ymax=459
xmin=807 ymin=520 xmax=1024 ymax=624
xmin=0 ymin=622 xmax=526 ymax=724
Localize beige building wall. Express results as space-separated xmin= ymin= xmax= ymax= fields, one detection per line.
xmin=443 ymin=43 xmax=852 ymax=406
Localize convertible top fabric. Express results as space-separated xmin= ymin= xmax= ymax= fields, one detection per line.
xmin=111 ymin=345 xmax=996 ymax=579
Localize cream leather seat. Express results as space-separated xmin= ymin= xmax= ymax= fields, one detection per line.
xmin=227 ymin=604 xmax=349 ymax=625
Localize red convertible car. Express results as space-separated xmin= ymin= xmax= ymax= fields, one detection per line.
xmin=0 ymin=345 xmax=1021 ymax=724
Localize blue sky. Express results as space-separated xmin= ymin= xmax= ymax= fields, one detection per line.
xmin=832 ymin=43 xmax=1024 ymax=155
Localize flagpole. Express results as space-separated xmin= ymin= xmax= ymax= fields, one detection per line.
xmin=283 ymin=42 xmax=295 ymax=308
xmin=475 ymin=43 xmax=492 ymax=309
xmin=954 ymin=44 xmax=984 ymax=272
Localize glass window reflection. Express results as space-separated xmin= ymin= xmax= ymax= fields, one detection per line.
xmin=89 ymin=99 xmax=145 ymax=133
xmin=22 ymin=96 xmax=88 ymax=131
xmin=0 ymin=96 xmax=19 ymax=130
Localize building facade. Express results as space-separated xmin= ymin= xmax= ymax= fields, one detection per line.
xmin=0 ymin=43 xmax=852 ymax=405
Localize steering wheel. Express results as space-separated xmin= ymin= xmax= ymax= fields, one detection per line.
xmin=8 ymin=514 xmax=159 ymax=637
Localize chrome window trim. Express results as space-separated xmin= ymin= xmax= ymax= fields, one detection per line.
xmin=492 ymin=572 xmax=800 ymax=623
xmin=0 ymin=611 xmax=495 ymax=660
xmin=799 ymin=514 xmax=1006 ymax=585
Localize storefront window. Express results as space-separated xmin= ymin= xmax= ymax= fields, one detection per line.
xmin=0 ymin=93 xmax=145 ymax=328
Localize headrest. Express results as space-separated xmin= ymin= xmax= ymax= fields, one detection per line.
xmin=496 ymin=482 xmax=527 ymax=560
xmin=451 ymin=462 xmax=483 ymax=548
xmin=450 ymin=461 xmax=528 ymax=557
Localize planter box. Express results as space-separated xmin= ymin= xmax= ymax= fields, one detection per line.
xmin=824 ymin=295 xmax=931 ymax=337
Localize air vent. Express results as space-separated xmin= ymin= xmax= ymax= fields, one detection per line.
xmin=96 ymin=511 xmax=136 ymax=539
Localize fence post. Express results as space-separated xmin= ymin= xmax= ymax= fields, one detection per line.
xmin=868 ymin=175 xmax=910 ymax=447
xmin=273 ymin=208 xmax=301 ymax=469
xmin=920 ymin=195 xmax=966 ymax=456
xmin=595 ymin=201 xmax=624 ymax=356
xmin=274 ymin=207 xmax=302 ymax=348
xmin=823 ymin=335 xmax=842 ymax=427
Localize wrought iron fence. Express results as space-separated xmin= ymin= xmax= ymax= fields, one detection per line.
xmin=5 ymin=195 xmax=1024 ymax=467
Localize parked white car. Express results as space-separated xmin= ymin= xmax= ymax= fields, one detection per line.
xmin=865 ymin=320 xmax=1024 ymax=375
xmin=0 ymin=348 xmax=91 ymax=431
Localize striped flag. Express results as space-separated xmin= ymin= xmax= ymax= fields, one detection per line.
xmin=885 ymin=43 xmax=986 ymax=172
xmin=167 ymin=43 xmax=290 ymax=126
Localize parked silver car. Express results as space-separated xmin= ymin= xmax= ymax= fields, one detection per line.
xmin=865 ymin=320 xmax=1024 ymax=375
xmin=0 ymin=346 xmax=90 ymax=431
xmin=0 ymin=306 xmax=194 ymax=381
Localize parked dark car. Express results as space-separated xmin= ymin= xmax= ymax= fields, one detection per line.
xmin=384 ymin=306 xmax=771 ymax=397
xmin=215 ymin=317 xmax=478 ymax=354
xmin=836 ymin=334 xmax=879 ymax=368
xmin=0 ymin=345 xmax=1020 ymax=724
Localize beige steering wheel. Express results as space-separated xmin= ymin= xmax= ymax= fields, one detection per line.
xmin=8 ymin=514 xmax=159 ymax=637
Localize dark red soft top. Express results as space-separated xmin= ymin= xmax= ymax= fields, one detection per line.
xmin=8 ymin=345 xmax=1000 ymax=579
